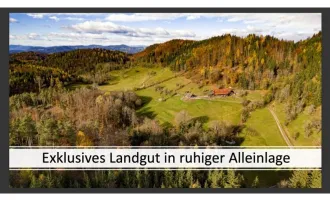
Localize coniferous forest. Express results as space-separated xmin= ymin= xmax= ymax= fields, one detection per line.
xmin=9 ymin=32 xmax=322 ymax=188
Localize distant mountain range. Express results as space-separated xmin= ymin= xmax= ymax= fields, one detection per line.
xmin=9 ymin=44 xmax=146 ymax=54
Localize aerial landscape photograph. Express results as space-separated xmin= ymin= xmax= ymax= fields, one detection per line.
xmin=9 ymin=13 xmax=321 ymax=188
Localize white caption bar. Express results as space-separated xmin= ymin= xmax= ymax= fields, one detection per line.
xmin=10 ymin=148 xmax=321 ymax=170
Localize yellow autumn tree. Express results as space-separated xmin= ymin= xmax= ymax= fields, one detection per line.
xmin=76 ymin=131 xmax=93 ymax=146
xmin=260 ymin=58 xmax=265 ymax=66
xmin=200 ymin=67 xmax=206 ymax=78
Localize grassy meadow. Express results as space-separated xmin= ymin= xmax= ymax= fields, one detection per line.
xmin=98 ymin=66 xmax=243 ymax=126
xmin=240 ymin=108 xmax=286 ymax=146
xmin=93 ymin=66 xmax=291 ymax=146
xmin=272 ymin=103 xmax=321 ymax=146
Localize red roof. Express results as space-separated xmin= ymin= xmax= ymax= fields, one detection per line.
xmin=213 ymin=88 xmax=232 ymax=95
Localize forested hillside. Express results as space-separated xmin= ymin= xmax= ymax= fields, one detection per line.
xmin=9 ymin=49 xmax=130 ymax=95
xmin=9 ymin=64 xmax=73 ymax=94
xmin=10 ymin=51 xmax=48 ymax=64
xmin=42 ymin=48 xmax=129 ymax=75
xmin=134 ymin=39 xmax=195 ymax=64
xmin=134 ymin=32 xmax=321 ymax=107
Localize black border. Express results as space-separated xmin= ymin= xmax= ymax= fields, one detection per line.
xmin=2 ymin=8 xmax=329 ymax=193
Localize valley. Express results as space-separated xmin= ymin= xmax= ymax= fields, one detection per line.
xmin=9 ymin=32 xmax=322 ymax=188
xmin=71 ymin=64 xmax=316 ymax=147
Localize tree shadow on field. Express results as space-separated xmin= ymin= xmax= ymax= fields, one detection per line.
xmin=136 ymin=95 xmax=157 ymax=119
xmin=137 ymin=107 xmax=157 ymax=119
xmin=189 ymin=115 xmax=209 ymax=125
xmin=138 ymin=95 xmax=153 ymax=106
xmin=234 ymin=137 xmax=245 ymax=146
xmin=231 ymin=124 xmax=246 ymax=146
xmin=161 ymin=121 xmax=174 ymax=129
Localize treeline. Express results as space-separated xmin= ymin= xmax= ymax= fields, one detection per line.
xmin=42 ymin=48 xmax=129 ymax=75
xmin=9 ymin=169 xmax=320 ymax=188
xmin=133 ymin=39 xmax=195 ymax=64
xmin=10 ymin=87 xmax=141 ymax=146
xmin=9 ymin=63 xmax=73 ymax=95
xmin=10 ymin=48 xmax=130 ymax=75
xmin=134 ymin=32 xmax=322 ymax=108
xmin=10 ymin=170 xmax=244 ymax=188
xmin=10 ymin=51 xmax=48 ymax=64
xmin=9 ymin=49 xmax=131 ymax=95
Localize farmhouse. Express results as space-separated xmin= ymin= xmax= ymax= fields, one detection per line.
xmin=213 ymin=88 xmax=234 ymax=96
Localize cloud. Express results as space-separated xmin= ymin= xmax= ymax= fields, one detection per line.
xmin=10 ymin=28 xmax=196 ymax=47
xmin=24 ymin=13 xmax=321 ymax=34
xmin=27 ymin=13 xmax=44 ymax=19
xmin=24 ymin=13 xmax=321 ymax=38
xmin=246 ymin=25 xmax=264 ymax=33
xmin=65 ymin=21 xmax=133 ymax=34
xmin=49 ymin=16 xmax=60 ymax=22
xmin=105 ymin=13 xmax=213 ymax=22
xmin=10 ymin=31 xmax=154 ymax=46
xmin=27 ymin=13 xmax=86 ymax=21
xmin=105 ymin=13 xmax=185 ymax=22
xmin=10 ymin=33 xmax=42 ymax=40
xmin=104 ymin=13 xmax=321 ymax=31
xmin=214 ymin=24 xmax=318 ymax=42
xmin=26 ymin=13 xmax=105 ymax=18
xmin=221 ymin=13 xmax=321 ymax=31
xmin=28 ymin=33 xmax=40 ymax=40
xmin=105 ymin=13 xmax=216 ymax=22
xmin=10 ymin=18 xmax=18 ymax=23
xmin=13 ymin=13 xmax=322 ymax=45
xmin=26 ymin=13 xmax=104 ymax=20
xmin=48 ymin=32 xmax=108 ymax=40
xmin=64 ymin=21 xmax=196 ymax=38
xmin=64 ymin=17 xmax=85 ymax=21
xmin=186 ymin=15 xmax=201 ymax=20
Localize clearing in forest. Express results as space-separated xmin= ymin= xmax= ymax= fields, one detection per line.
xmin=97 ymin=66 xmax=286 ymax=146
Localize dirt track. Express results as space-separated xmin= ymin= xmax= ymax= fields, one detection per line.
xmin=181 ymin=95 xmax=242 ymax=104
xmin=268 ymin=107 xmax=293 ymax=148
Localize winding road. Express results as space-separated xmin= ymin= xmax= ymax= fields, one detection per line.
xmin=268 ymin=107 xmax=293 ymax=148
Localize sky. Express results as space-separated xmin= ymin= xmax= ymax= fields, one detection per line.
xmin=9 ymin=13 xmax=322 ymax=47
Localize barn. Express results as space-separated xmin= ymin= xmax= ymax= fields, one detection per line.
xmin=213 ymin=88 xmax=234 ymax=96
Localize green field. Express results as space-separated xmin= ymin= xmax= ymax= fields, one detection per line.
xmin=75 ymin=66 xmax=299 ymax=147
xmin=97 ymin=67 xmax=244 ymax=126
xmin=136 ymin=89 xmax=242 ymax=126
xmin=272 ymin=103 xmax=321 ymax=146
xmin=98 ymin=66 xmax=176 ymax=91
xmin=240 ymin=108 xmax=287 ymax=146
